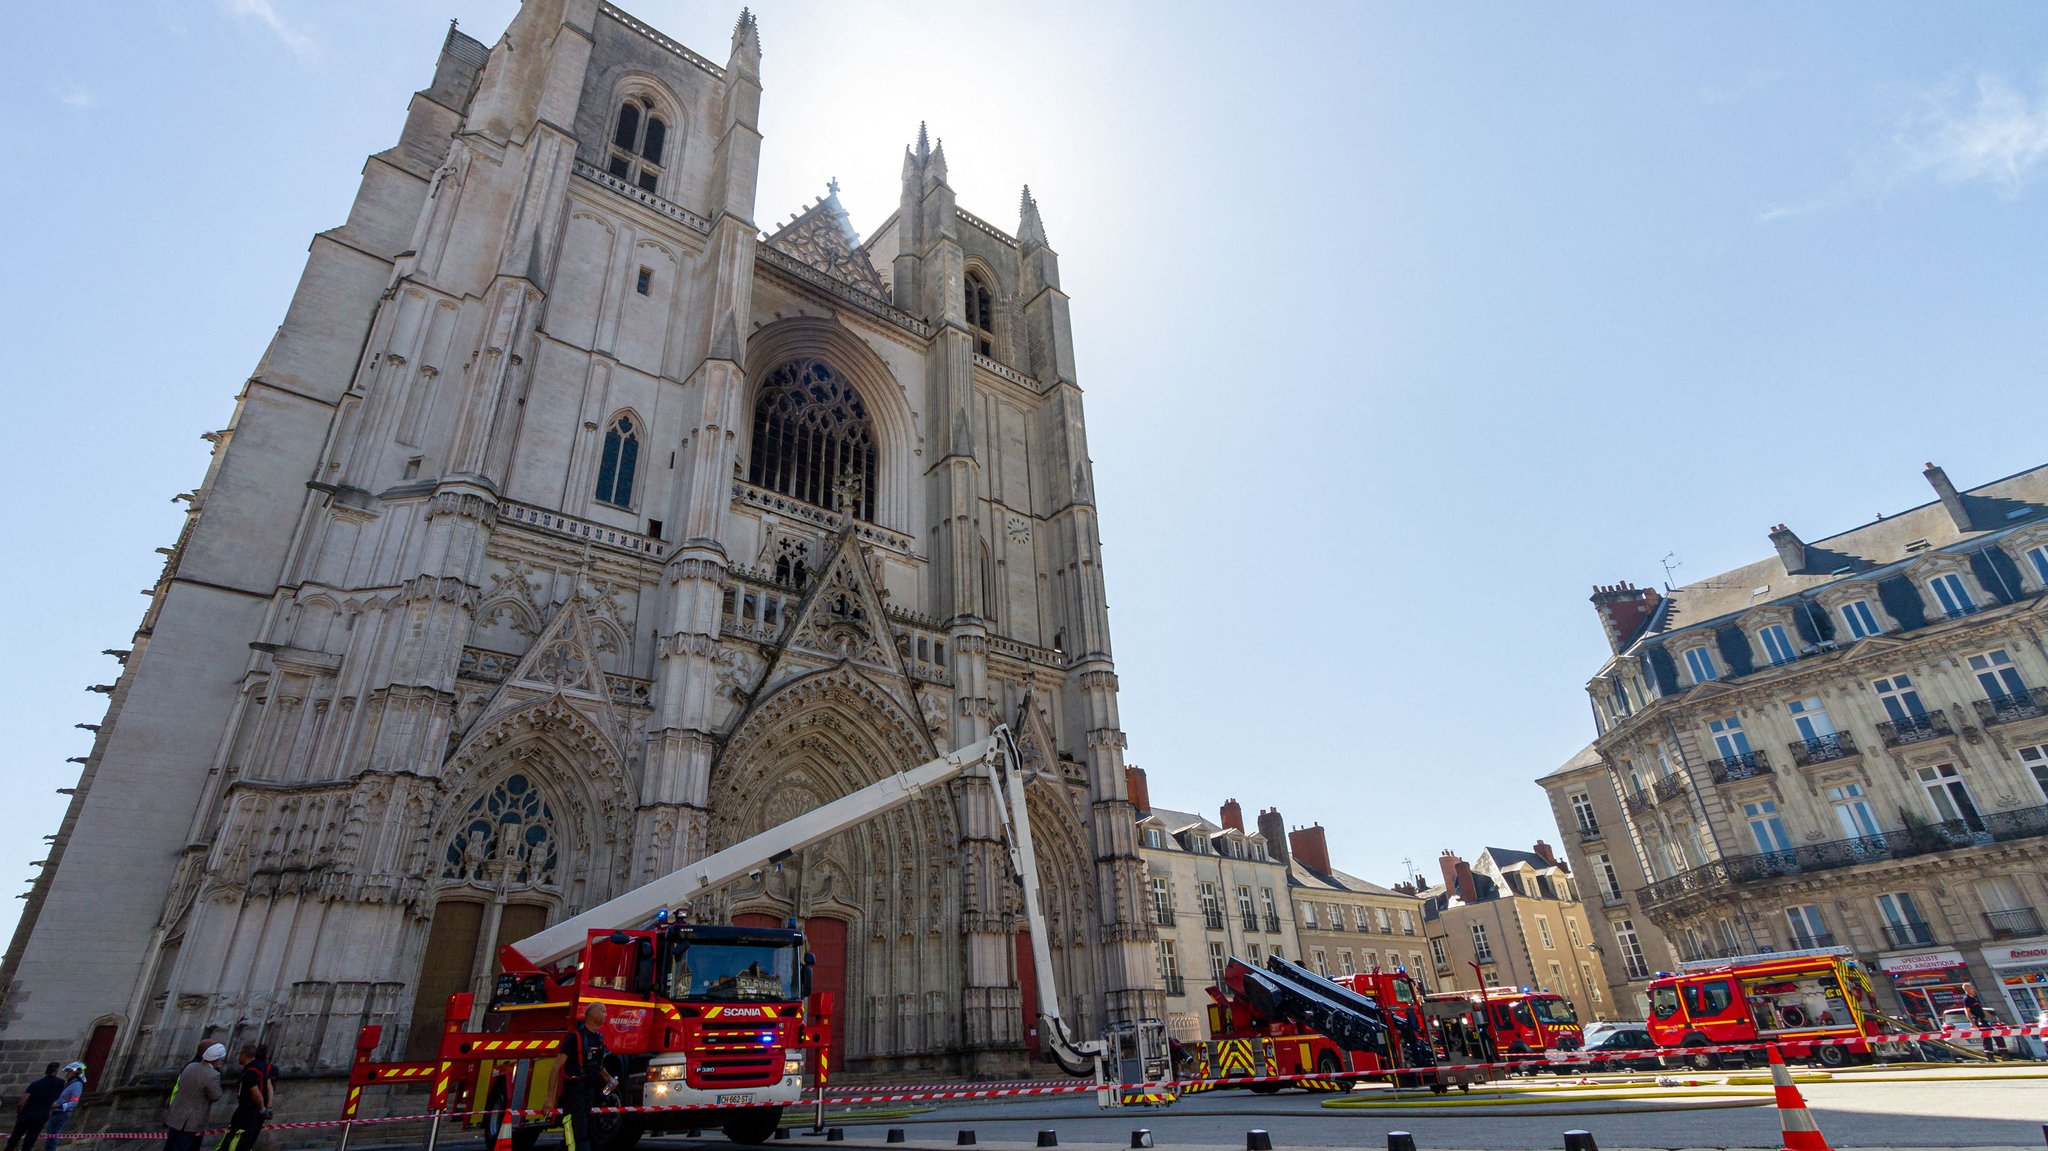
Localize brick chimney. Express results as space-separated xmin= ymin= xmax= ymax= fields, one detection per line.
xmin=1220 ymin=799 xmax=1243 ymax=833
xmin=1125 ymin=765 xmax=1151 ymax=815
xmin=1590 ymin=582 xmax=1662 ymax=654
xmin=1924 ymin=462 xmax=1975 ymax=531
xmin=1439 ymin=850 xmax=1477 ymax=905
xmin=1256 ymin=808 xmax=1290 ymax=865
xmin=1532 ymin=839 xmax=1556 ymax=866
xmin=1768 ymin=524 xmax=1809 ymax=575
xmin=1289 ymin=824 xmax=1332 ymax=874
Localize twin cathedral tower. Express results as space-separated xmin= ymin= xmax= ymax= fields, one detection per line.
xmin=0 ymin=1 xmax=1156 ymax=1087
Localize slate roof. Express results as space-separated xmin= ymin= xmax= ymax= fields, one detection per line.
xmin=1631 ymin=463 xmax=2048 ymax=648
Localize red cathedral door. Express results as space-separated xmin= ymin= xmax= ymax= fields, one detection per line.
xmin=802 ymin=918 xmax=849 ymax=1072
xmin=1016 ymin=931 xmax=1041 ymax=1057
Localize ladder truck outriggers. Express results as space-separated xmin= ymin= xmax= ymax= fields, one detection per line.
xmin=344 ymin=729 xmax=1170 ymax=1147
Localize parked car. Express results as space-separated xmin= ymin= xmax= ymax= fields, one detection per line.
xmin=1580 ymin=1021 xmax=1646 ymax=1050
xmin=1546 ymin=1027 xmax=1662 ymax=1074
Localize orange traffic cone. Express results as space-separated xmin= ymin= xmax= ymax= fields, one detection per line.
xmin=1766 ymin=1044 xmax=1832 ymax=1151
xmin=491 ymin=1070 xmax=518 ymax=1151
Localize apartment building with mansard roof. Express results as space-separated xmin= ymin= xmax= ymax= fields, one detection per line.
xmin=1548 ymin=460 xmax=2048 ymax=1027
xmin=1128 ymin=769 xmax=1300 ymax=1041
xmin=1419 ymin=847 xmax=1614 ymax=1024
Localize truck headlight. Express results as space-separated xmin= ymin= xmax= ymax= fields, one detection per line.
xmin=783 ymin=1055 xmax=806 ymax=1076
xmin=650 ymin=1062 xmax=687 ymax=1081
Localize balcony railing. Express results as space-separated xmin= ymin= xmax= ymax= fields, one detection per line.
xmin=1789 ymin=732 xmax=1859 ymax=767
xmin=1709 ymin=749 xmax=1773 ymax=784
xmin=1163 ymin=974 xmax=1185 ymax=996
xmin=1601 ymin=892 xmax=1627 ymax=908
xmin=1641 ymin=802 xmax=2048 ymax=908
xmin=1473 ymin=949 xmax=1495 ymax=964
xmin=1263 ymin=913 xmax=1283 ymax=933
xmin=1974 ymin=687 xmax=2048 ymax=727
xmin=1789 ymin=933 xmax=1836 ymax=950
xmin=1624 ymin=789 xmax=1654 ymax=816
xmin=1203 ymin=909 xmax=1225 ymax=930
xmin=1881 ymin=921 xmax=1935 ymax=948
xmin=1328 ymin=919 xmax=1346 ymax=931
xmin=1154 ymin=908 xmax=1177 ymax=927
xmin=1986 ymin=907 xmax=2044 ymax=940
xmin=1577 ymin=824 xmax=1602 ymax=842
xmin=1241 ymin=912 xmax=1260 ymax=933
xmin=1876 ymin=709 xmax=1952 ymax=747
xmin=1653 ymin=774 xmax=1689 ymax=803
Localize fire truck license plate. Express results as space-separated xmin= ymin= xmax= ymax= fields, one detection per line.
xmin=717 ymin=1093 xmax=754 ymax=1106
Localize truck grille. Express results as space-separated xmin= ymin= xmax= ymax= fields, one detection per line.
xmin=691 ymin=1024 xmax=782 ymax=1086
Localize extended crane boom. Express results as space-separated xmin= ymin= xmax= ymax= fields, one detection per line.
xmin=511 ymin=736 xmax=998 ymax=969
xmin=506 ymin=726 xmax=1107 ymax=1076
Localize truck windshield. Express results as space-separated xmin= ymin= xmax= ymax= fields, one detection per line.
xmin=1391 ymin=980 xmax=1416 ymax=1004
xmin=1532 ymin=997 xmax=1578 ymax=1025
xmin=669 ymin=943 xmax=799 ymax=1002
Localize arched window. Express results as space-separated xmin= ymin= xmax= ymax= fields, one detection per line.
xmin=965 ymin=271 xmax=995 ymax=356
xmin=748 ymin=360 xmax=877 ymax=521
xmin=594 ymin=414 xmax=640 ymax=507
xmin=607 ymin=97 xmax=668 ymax=193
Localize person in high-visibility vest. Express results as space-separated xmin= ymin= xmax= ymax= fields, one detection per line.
xmin=560 ymin=1004 xmax=612 ymax=1151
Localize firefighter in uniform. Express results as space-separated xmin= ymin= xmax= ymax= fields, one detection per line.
xmin=560 ymin=1003 xmax=611 ymax=1151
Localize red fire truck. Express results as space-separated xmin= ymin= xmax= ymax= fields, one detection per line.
xmin=344 ymin=732 xmax=1169 ymax=1147
xmin=1645 ymin=949 xmax=1911 ymax=1068
xmin=1190 ymin=959 xmax=1436 ymax=1093
xmin=1422 ymin=988 xmax=1582 ymax=1073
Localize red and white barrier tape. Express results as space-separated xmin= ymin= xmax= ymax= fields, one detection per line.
xmin=1183 ymin=1023 xmax=2048 ymax=1088
xmin=44 ymin=1024 xmax=2048 ymax=1142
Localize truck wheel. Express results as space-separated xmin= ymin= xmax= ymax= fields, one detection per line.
xmin=1815 ymin=1044 xmax=1848 ymax=1069
xmin=592 ymin=1115 xmax=643 ymax=1151
xmin=721 ymin=1108 xmax=785 ymax=1146
xmin=1682 ymin=1037 xmax=1716 ymax=1071
xmin=1313 ymin=1051 xmax=1344 ymax=1089
xmin=510 ymin=1128 xmax=541 ymax=1151
xmin=1246 ymin=1082 xmax=1282 ymax=1095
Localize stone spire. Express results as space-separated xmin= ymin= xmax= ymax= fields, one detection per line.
xmin=731 ymin=7 xmax=761 ymax=64
xmin=1018 ymin=185 xmax=1048 ymax=248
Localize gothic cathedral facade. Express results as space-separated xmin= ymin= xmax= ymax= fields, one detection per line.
xmin=0 ymin=1 xmax=1158 ymax=1088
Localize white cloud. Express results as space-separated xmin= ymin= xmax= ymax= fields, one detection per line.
xmin=1757 ymin=197 xmax=1828 ymax=224
xmin=219 ymin=0 xmax=314 ymax=56
xmin=54 ymin=86 xmax=101 ymax=110
xmin=1894 ymin=72 xmax=2048 ymax=197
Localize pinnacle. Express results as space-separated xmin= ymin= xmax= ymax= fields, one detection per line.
xmin=916 ymin=121 xmax=930 ymax=159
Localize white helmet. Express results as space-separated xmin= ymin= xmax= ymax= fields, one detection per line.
xmin=202 ymin=1043 xmax=227 ymax=1063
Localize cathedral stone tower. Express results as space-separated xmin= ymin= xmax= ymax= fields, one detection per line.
xmin=0 ymin=1 xmax=1158 ymax=1091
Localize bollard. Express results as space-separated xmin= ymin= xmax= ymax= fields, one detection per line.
xmin=958 ymin=1132 xmax=978 ymax=1147
xmin=1563 ymin=1132 xmax=1598 ymax=1151
xmin=1247 ymin=1132 xmax=1273 ymax=1151
xmin=827 ymin=1130 xmax=845 ymax=1142
xmin=886 ymin=1131 xmax=906 ymax=1145
xmin=1037 ymin=1133 xmax=1059 ymax=1148
xmin=1387 ymin=1134 xmax=1415 ymax=1151
xmin=1131 ymin=1132 xmax=1153 ymax=1149
xmin=774 ymin=1128 xmax=792 ymax=1141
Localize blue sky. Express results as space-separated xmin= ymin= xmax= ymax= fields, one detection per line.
xmin=2 ymin=1 xmax=2045 ymax=941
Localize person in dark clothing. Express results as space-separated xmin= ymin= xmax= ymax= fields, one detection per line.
xmin=5 ymin=1065 xmax=65 ymax=1151
xmin=214 ymin=1048 xmax=264 ymax=1151
xmin=246 ymin=1047 xmax=276 ymax=1116
xmin=559 ymin=1004 xmax=611 ymax=1151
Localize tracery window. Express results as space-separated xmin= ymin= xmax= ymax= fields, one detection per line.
xmin=748 ymin=359 xmax=877 ymax=521
xmin=444 ymin=773 xmax=559 ymax=888
xmin=594 ymin=414 xmax=640 ymax=507
xmin=608 ymin=97 xmax=668 ymax=193
xmin=964 ymin=272 xmax=994 ymax=356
